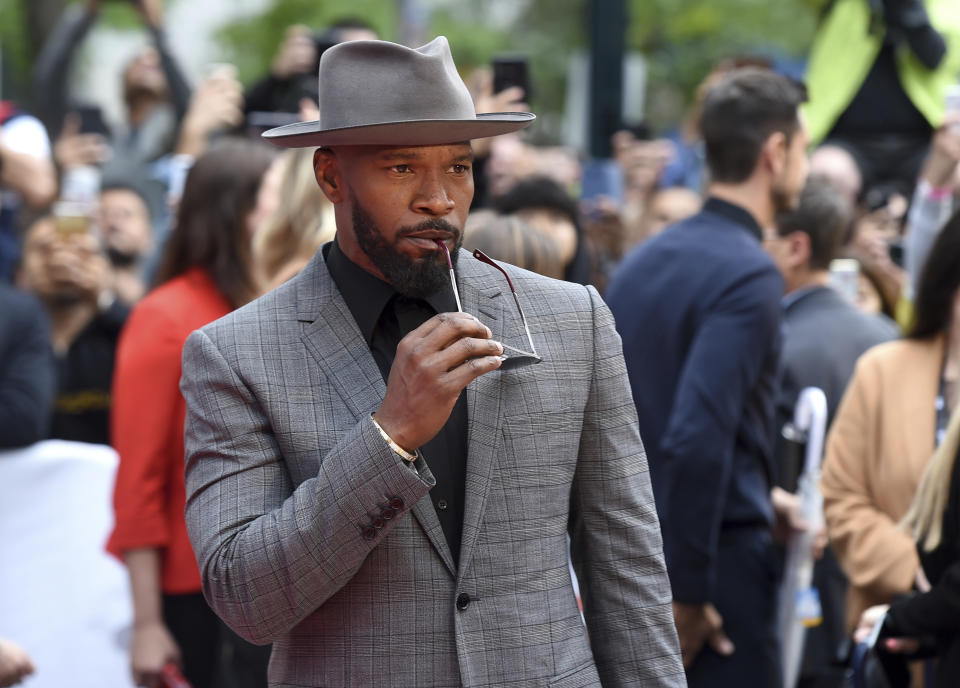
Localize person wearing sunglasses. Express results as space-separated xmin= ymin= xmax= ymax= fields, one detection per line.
xmin=179 ymin=37 xmax=684 ymax=687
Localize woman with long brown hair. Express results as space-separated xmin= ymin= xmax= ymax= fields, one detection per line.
xmin=853 ymin=403 xmax=960 ymax=687
xmin=823 ymin=207 xmax=960 ymax=665
xmin=107 ymin=138 xmax=275 ymax=688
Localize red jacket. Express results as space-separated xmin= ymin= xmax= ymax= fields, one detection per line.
xmin=107 ymin=268 xmax=232 ymax=594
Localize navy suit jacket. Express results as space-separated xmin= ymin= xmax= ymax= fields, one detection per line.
xmin=606 ymin=197 xmax=784 ymax=604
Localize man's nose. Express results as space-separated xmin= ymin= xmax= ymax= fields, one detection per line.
xmin=413 ymin=174 xmax=456 ymax=216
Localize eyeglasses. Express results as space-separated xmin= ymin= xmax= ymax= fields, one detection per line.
xmin=436 ymin=240 xmax=542 ymax=370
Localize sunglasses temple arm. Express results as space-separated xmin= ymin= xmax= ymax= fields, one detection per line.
xmin=511 ymin=291 xmax=538 ymax=356
xmin=450 ymin=268 xmax=463 ymax=313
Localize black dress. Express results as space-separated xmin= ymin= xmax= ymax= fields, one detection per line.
xmin=881 ymin=445 xmax=960 ymax=688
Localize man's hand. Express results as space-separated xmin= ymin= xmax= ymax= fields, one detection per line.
xmin=133 ymin=0 xmax=164 ymax=29
xmin=672 ymin=601 xmax=734 ymax=669
xmin=0 ymin=638 xmax=35 ymax=688
xmin=467 ymin=67 xmax=529 ymax=159
xmin=47 ymin=232 xmax=112 ymax=301
xmin=130 ymin=621 xmax=181 ymax=688
xmin=374 ymin=312 xmax=503 ymax=451
xmin=920 ymin=112 xmax=960 ymax=189
xmin=54 ymin=113 xmax=110 ymax=170
xmin=271 ymin=25 xmax=317 ymax=79
xmin=175 ymin=66 xmax=244 ymax=157
xmin=771 ymin=486 xmax=827 ymax=559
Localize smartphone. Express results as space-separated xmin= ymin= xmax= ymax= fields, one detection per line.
xmin=492 ymin=54 xmax=532 ymax=100
xmin=946 ymin=84 xmax=960 ymax=132
xmin=888 ymin=240 xmax=905 ymax=268
xmin=828 ymin=258 xmax=860 ymax=304
xmin=73 ymin=104 xmax=110 ymax=137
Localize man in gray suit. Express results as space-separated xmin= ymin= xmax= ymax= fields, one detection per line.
xmin=180 ymin=36 xmax=684 ymax=687
xmin=764 ymin=177 xmax=899 ymax=688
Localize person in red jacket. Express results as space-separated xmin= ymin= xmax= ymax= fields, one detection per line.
xmin=108 ymin=138 xmax=275 ymax=688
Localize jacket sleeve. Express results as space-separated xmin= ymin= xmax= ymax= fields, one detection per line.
xmin=31 ymin=5 xmax=96 ymax=138
xmin=569 ymin=286 xmax=685 ymax=687
xmin=657 ymin=265 xmax=783 ymax=603
xmin=0 ymin=291 xmax=54 ymax=449
xmin=885 ymin=562 xmax=960 ymax=637
xmin=181 ymin=328 xmax=435 ymax=645
xmin=108 ymin=300 xmax=184 ymax=553
xmin=821 ymin=357 xmax=918 ymax=599
xmin=149 ymin=25 xmax=191 ymax=122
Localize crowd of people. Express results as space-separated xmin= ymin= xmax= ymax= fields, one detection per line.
xmin=2 ymin=0 xmax=960 ymax=687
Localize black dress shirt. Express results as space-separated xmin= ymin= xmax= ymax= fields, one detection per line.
xmin=325 ymin=240 xmax=468 ymax=564
xmin=51 ymin=299 xmax=129 ymax=445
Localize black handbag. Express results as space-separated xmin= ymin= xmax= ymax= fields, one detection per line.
xmin=843 ymin=640 xmax=910 ymax=688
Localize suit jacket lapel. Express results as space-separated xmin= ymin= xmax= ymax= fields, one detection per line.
xmin=296 ymin=250 xmax=458 ymax=576
xmin=455 ymin=254 xmax=509 ymax=576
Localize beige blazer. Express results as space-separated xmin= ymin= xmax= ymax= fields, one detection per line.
xmin=822 ymin=335 xmax=944 ymax=630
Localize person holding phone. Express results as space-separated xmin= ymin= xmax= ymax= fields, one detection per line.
xmin=32 ymin=0 xmax=191 ymax=170
xmin=853 ymin=400 xmax=960 ymax=688
xmin=14 ymin=214 xmax=123 ymax=446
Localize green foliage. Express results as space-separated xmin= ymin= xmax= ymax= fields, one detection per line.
xmin=626 ymin=0 xmax=817 ymax=129
xmin=0 ymin=0 xmax=30 ymax=97
xmin=215 ymin=0 xmax=396 ymax=86
xmin=214 ymin=0 xmax=818 ymax=138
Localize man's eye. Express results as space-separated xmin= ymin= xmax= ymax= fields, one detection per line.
xmin=452 ymin=164 xmax=470 ymax=174
xmin=391 ymin=164 xmax=411 ymax=174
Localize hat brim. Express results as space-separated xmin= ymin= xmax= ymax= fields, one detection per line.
xmin=262 ymin=112 xmax=535 ymax=148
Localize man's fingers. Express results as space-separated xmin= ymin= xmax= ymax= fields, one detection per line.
xmin=707 ymin=629 xmax=735 ymax=657
xmin=411 ymin=311 xmax=490 ymax=345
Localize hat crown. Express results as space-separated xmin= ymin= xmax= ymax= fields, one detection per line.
xmin=317 ymin=36 xmax=476 ymax=131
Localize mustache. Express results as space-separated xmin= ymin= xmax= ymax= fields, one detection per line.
xmin=397 ymin=218 xmax=461 ymax=240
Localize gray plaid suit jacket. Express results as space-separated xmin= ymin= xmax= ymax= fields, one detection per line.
xmin=181 ymin=247 xmax=685 ymax=687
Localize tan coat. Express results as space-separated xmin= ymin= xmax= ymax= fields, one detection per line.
xmin=821 ymin=335 xmax=944 ymax=631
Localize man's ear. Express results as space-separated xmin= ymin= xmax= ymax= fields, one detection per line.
xmin=762 ymin=131 xmax=789 ymax=179
xmin=786 ymin=230 xmax=811 ymax=269
xmin=314 ymin=148 xmax=344 ymax=203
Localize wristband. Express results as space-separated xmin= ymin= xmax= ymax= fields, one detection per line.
xmin=370 ymin=414 xmax=419 ymax=463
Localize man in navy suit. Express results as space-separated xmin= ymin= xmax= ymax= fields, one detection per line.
xmin=607 ymin=68 xmax=809 ymax=688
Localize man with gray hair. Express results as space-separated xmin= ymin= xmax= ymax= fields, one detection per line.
xmin=180 ymin=36 xmax=683 ymax=687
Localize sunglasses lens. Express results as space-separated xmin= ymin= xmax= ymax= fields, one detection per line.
xmin=498 ymin=353 xmax=542 ymax=370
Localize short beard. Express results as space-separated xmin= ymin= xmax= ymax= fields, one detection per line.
xmin=106 ymin=246 xmax=141 ymax=269
xmin=351 ymin=202 xmax=462 ymax=298
xmin=771 ymin=178 xmax=800 ymax=215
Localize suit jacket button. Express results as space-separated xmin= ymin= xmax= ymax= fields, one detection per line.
xmin=362 ymin=527 xmax=377 ymax=541
xmin=372 ymin=517 xmax=385 ymax=530
xmin=437 ymin=499 xmax=449 ymax=511
xmin=389 ymin=497 xmax=404 ymax=511
xmin=455 ymin=593 xmax=471 ymax=611
xmin=381 ymin=508 xmax=395 ymax=520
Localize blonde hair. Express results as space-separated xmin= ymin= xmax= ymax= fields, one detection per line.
xmin=902 ymin=403 xmax=960 ymax=552
xmin=252 ymin=148 xmax=335 ymax=284
xmin=464 ymin=211 xmax=565 ymax=280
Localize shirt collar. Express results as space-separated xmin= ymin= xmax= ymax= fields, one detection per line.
xmin=702 ymin=197 xmax=764 ymax=241
xmin=324 ymin=237 xmax=457 ymax=344
xmin=781 ymin=284 xmax=828 ymax=311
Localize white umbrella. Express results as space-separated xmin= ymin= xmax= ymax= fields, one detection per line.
xmin=778 ymin=386 xmax=829 ymax=688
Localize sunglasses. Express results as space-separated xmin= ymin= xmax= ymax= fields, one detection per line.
xmin=435 ymin=240 xmax=542 ymax=370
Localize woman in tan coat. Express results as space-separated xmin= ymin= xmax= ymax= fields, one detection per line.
xmin=822 ymin=209 xmax=960 ymax=632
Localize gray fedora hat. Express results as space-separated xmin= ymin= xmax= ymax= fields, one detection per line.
xmin=262 ymin=36 xmax=535 ymax=148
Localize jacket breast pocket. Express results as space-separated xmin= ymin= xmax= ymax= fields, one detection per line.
xmin=498 ymin=409 xmax=583 ymax=496
xmin=548 ymin=660 xmax=601 ymax=687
